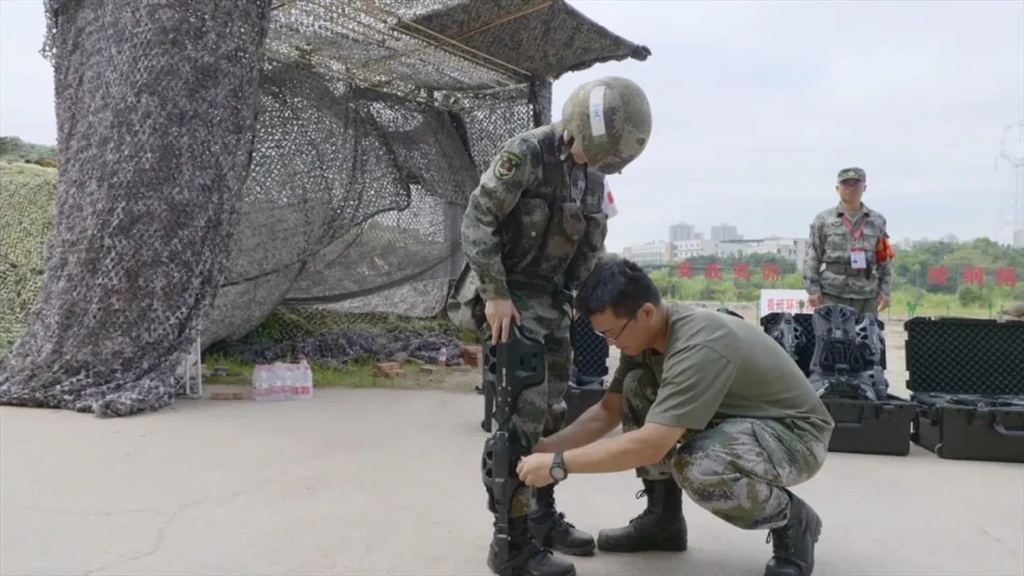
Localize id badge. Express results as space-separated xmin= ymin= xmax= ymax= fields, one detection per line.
xmin=849 ymin=249 xmax=867 ymax=270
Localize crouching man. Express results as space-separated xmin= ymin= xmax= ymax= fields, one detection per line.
xmin=516 ymin=257 xmax=834 ymax=576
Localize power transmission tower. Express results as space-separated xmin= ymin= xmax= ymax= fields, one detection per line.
xmin=996 ymin=120 xmax=1024 ymax=248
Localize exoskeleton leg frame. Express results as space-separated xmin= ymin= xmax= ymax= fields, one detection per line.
xmin=480 ymin=324 xmax=547 ymax=576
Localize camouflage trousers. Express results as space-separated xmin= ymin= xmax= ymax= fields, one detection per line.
xmin=479 ymin=291 xmax=572 ymax=518
xmin=621 ymin=368 xmax=828 ymax=530
xmin=822 ymin=293 xmax=878 ymax=316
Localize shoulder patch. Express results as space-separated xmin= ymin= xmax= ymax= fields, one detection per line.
xmin=494 ymin=150 xmax=523 ymax=181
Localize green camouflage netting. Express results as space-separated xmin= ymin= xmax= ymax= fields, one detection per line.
xmin=0 ymin=0 xmax=648 ymax=416
xmin=0 ymin=163 xmax=57 ymax=356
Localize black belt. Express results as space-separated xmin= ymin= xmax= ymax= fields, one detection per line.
xmin=506 ymin=277 xmax=574 ymax=311
xmin=506 ymin=277 xmax=560 ymax=294
xmin=824 ymin=263 xmax=869 ymax=276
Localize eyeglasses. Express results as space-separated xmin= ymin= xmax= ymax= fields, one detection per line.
xmin=594 ymin=316 xmax=633 ymax=343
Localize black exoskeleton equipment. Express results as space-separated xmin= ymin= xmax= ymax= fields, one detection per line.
xmin=481 ymin=324 xmax=547 ymax=575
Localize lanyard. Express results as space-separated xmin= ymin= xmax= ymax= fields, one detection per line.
xmin=841 ymin=214 xmax=866 ymax=241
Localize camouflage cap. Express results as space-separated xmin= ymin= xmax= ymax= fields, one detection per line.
xmin=837 ymin=167 xmax=866 ymax=182
xmin=561 ymin=76 xmax=652 ymax=175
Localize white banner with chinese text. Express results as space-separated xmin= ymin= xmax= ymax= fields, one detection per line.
xmin=759 ymin=289 xmax=816 ymax=318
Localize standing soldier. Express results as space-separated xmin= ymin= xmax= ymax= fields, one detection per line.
xmin=447 ymin=76 xmax=653 ymax=576
xmin=803 ymin=167 xmax=895 ymax=316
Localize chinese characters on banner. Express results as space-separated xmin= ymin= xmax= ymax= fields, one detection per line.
xmin=962 ymin=266 xmax=985 ymax=286
xmin=675 ymin=261 xmax=783 ymax=281
xmin=995 ymin=267 xmax=1018 ymax=287
xmin=671 ymin=263 xmax=1020 ymax=288
xmin=761 ymin=263 xmax=781 ymax=281
xmin=764 ymin=298 xmax=808 ymax=314
xmin=927 ymin=266 xmax=948 ymax=285
xmin=925 ymin=266 xmax=1019 ymax=287
xmin=759 ymin=289 xmax=814 ymax=317
xmin=733 ymin=263 xmax=751 ymax=281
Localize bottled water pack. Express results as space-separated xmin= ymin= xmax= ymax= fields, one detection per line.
xmin=251 ymin=357 xmax=314 ymax=401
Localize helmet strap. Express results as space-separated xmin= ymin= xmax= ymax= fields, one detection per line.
xmin=561 ymin=131 xmax=575 ymax=161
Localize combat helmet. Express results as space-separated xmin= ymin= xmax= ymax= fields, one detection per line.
xmin=561 ymin=76 xmax=652 ymax=175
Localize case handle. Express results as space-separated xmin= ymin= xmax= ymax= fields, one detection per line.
xmin=992 ymin=421 xmax=1024 ymax=438
xmin=833 ymin=404 xmax=897 ymax=430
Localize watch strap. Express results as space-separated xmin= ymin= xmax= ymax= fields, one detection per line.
xmin=551 ymin=451 xmax=567 ymax=480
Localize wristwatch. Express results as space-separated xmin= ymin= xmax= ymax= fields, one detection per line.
xmin=550 ymin=451 xmax=568 ymax=482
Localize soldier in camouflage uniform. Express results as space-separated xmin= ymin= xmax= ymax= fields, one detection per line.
xmin=803 ymin=167 xmax=893 ymax=315
xmin=517 ymin=258 xmax=834 ymax=576
xmin=447 ymin=77 xmax=653 ymax=576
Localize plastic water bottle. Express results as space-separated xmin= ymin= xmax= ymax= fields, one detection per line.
xmin=295 ymin=356 xmax=314 ymax=400
xmin=438 ymin=345 xmax=448 ymax=366
xmin=268 ymin=363 xmax=289 ymax=401
xmin=282 ymin=363 xmax=298 ymax=399
xmin=252 ymin=365 xmax=282 ymax=402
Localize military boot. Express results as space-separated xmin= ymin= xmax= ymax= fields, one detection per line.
xmin=528 ymin=486 xmax=596 ymax=556
xmin=764 ymin=490 xmax=823 ymax=576
xmin=488 ymin=515 xmax=577 ymax=576
xmin=597 ymin=478 xmax=688 ymax=553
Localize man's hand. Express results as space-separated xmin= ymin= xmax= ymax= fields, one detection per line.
xmin=877 ymin=294 xmax=890 ymax=312
xmin=808 ymin=293 xmax=823 ymax=307
xmin=516 ymin=452 xmax=556 ymax=488
xmin=485 ymin=298 xmax=521 ymax=344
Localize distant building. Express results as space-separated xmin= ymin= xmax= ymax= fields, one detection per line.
xmin=622 ymin=241 xmax=673 ymax=266
xmin=672 ymin=239 xmax=742 ymax=261
xmin=1014 ymin=228 xmax=1024 ymax=249
xmin=670 ymin=237 xmax=808 ymax=270
xmin=669 ymin=222 xmax=696 ymax=243
xmin=710 ymin=223 xmax=742 ymax=242
xmin=736 ymin=238 xmax=808 ymax=271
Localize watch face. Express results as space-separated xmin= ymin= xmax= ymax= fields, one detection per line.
xmin=551 ymin=466 xmax=566 ymax=481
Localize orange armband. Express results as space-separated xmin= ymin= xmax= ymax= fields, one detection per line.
xmin=875 ymin=236 xmax=896 ymax=263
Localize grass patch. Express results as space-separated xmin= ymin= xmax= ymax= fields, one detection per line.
xmin=202 ymin=306 xmax=483 ymax=394
xmin=204 ymin=353 xmax=378 ymax=388
xmin=0 ymin=162 xmax=58 ymax=354
xmin=233 ymin=306 xmax=470 ymax=344
xmin=201 ymin=352 xmax=480 ymax=393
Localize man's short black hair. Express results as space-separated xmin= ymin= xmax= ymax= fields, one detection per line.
xmin=575 ymin=257 xmax=662 ymax=319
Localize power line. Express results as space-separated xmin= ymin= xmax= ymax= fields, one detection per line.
xmin=995 ymin=120 xmax=1024 ymax=248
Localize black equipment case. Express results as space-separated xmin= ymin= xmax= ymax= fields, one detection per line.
xmin=565 ymin=314 xmax=610 ymax=427
xmin=824 ymin=394 xmax=917 ymax=456
xmin=761 ymin=310 xmax=913 ymax=456
xmin=904 ymin=317 xmax=1024 ymax=462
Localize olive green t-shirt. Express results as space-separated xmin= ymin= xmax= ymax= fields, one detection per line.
xmin=608 ymin=303 xmax=834 ymax=444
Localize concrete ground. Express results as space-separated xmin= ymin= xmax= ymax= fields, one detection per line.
xmin=2 ymin=387 xmax=1022 ymax=576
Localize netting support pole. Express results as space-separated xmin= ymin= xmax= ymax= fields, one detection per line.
xmin=529 ymin=78 xmax=553 ymax=128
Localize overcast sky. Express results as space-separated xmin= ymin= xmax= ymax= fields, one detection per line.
xmin=2 ymin=0 xmax=1022 ymax=250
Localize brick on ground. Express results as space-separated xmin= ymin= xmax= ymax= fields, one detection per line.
xmin=461 ymin=345 xmax=482 ymax=368
xmin=373 ymin=362 xmax=404 ymax=378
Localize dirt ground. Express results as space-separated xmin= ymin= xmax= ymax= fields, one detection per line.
xmin=3 ymin=387 xmax=1020 ymax=576
xmin=4 ymin=308 xmax=1020 ymax=576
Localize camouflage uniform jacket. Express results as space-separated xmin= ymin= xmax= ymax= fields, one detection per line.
xmin=803 ymin=202 xmax=892 ymax=300
xmin=459 ymin=123 xmax=608 ymax=301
